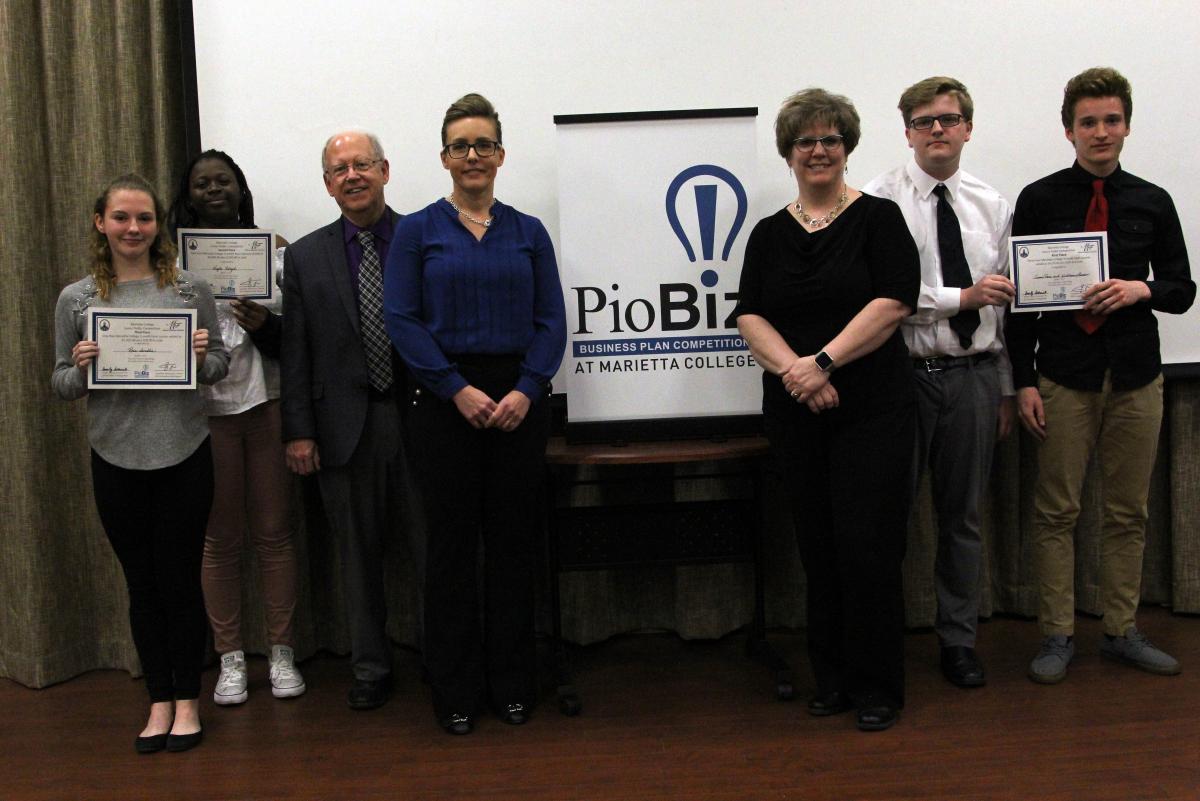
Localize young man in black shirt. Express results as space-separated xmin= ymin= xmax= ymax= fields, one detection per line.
xmin=1007 ymin=67 xmax=1194 ymax=684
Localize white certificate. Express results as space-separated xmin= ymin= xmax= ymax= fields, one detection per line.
xmin=1010 ymin=231 xmax=1108 ymax=312
xmin=86 ymin=309 xmax=197 ymax=389
xmin=178 ymin=229 xmax=275 ymax=300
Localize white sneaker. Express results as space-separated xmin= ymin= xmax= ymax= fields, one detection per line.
xmin=214 ymin=650 xmax=248 ymax=705
xmin=269 ymin=645 xmax=306 ymax=699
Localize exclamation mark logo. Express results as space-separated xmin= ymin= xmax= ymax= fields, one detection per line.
xmin=665 ymin=165 xmax=748 ymax=289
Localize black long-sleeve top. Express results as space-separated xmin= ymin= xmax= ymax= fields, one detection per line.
xmin=735 ymin=194 xmax=920 ymax=418
xmin=1006 ymin=162 xmax=1194 ymax=392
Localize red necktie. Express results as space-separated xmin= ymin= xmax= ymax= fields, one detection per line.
xmin=1074 ymin=178 xmax=1107 ymax=334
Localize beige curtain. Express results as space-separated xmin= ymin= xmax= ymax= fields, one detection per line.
xmin=2 ymin=1 xmax=1197 ymax=689
xmin=1 ymin=0 xmax=189 ymax=686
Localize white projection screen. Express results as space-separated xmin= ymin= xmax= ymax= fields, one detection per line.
xmin=192 ymin=0 xmax=1200 ymax=375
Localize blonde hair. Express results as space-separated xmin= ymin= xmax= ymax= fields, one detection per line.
xmin=89 ymin=174 xmax=177 ymax=299
xmin=898 ymin=76 xmax=974 ymax=126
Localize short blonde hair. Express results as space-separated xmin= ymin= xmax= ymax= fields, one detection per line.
xmin=897 ymin=76 xmax=974 ymax=126
xmin=441 ymin=93 xmax=502 ymax=145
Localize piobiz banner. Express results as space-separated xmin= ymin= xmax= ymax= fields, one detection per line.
xmin=556 ymin=109 xmax=760 ymax=437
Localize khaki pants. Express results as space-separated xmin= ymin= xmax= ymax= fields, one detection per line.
xmin=203 ymin=400 xmax=297 ymax=653
xmin=1032 ymin=373 xmax=1163 ymax=636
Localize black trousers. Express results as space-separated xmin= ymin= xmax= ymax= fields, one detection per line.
xmin=407 ymin=355 xmax=548 ymax=719
xmin=765 ymin=398 xmax=915 ymax=707
xmin=90 ymin=439 xmax=214 ymax=702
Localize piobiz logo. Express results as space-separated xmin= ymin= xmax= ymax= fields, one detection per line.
xmin=556 ymin=109 xmax=761 ymax=426
xmin=570 ymin=164 xmax=753 ymax=368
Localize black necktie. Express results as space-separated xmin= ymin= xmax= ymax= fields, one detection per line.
xmin=356 ymin=230 xmax=393 ymax=393
xmin=933 ymin=183 xmax=980 ymax=349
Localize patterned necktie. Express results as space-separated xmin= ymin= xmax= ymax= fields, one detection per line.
xmin=1075 ymin=178 xmax=1108 ymax=334
xmin=356 ymin=230 xmax=393 ymax=392
xmin=934 ymin=184 xmax=980 ymax=349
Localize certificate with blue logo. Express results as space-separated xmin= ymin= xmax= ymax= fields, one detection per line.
xmin=178 ymin=229 xmax=275 ymax=300
xmin=86 ymin=309 xmax=197 ymax=389
xmin=1010 ymin=231 xmax=1107 ymax=312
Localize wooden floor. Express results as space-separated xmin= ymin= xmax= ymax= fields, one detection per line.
xmin=3 ymin=607 xmax=1199 ymax=801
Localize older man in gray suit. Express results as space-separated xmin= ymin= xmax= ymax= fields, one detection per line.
xmin=281 ymin=130 xmax=408 ymax=710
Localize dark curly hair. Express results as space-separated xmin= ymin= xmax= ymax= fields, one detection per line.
xmin=167 ymin=149 xmax=254 ymax=235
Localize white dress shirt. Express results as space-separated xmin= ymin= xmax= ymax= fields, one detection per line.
xmin=864 ymin=160 xmax=1014 ymax=395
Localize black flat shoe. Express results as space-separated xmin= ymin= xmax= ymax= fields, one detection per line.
xmin=806 ymin=691 xmax=853 ymax=717
xmin=856 ymin=704 xmax=898 ymax=732
xmin=134 ymin=733 xmax=168 ymax=754
xmin=940 ymin=646 xmax=986 ymax=688
xmin=440 ymin=712 xmax=474 ymax=735
xmin=501 ymin=703 xmax=528 ymax=725
xmin=348 ymin=675 xmax=393 ymax=710
xmin=165 ymin=726 xmax=204 ymax=752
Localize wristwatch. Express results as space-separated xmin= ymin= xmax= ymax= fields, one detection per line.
xmin=814 ymin=350 xmax=836 ymax=373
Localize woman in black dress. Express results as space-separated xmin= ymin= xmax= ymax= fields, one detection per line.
xmin=735 ymin=88 xmax=920 ymax=731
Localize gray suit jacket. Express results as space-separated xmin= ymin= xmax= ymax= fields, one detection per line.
xmin=280 ymin=208 xmax=401 ymax=467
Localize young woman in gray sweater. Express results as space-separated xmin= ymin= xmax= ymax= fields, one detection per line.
xmin=52 ymin=174 xmax=228 ymax=753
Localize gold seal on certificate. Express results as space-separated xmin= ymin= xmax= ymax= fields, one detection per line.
xmin=178 ymin=229 xmax=276 ymax=300
xmin=86 ymin=308 xmax=198 ymax=389
xmin=1010 ymin=232 xmax=1108 ymax=312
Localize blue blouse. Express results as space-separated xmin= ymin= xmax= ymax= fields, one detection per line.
xmin=383 ymin=198 xmax=567 ymax=401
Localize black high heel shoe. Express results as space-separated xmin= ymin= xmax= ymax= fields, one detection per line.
xmin=806 ymin=690 xmax=852 ymax=717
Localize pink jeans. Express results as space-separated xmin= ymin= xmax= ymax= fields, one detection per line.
xmin=202 ymin=399 xmax=297 ymax=652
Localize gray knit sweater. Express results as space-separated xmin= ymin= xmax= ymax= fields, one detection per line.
xmin=52 ymin=274 xmax=228 ymax=470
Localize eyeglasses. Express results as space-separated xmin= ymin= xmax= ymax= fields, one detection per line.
xmin=442 ymin=140 xmax=501 ymax=159
xmin=792 ymin=135 xmax=845 ymax=152
xmin=325 ymin=158 xmax=383 ymax=180
xmin=907 ymin=113 xmax=966 ymax=131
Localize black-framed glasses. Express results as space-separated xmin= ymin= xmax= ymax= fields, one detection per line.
xmin=325 ymin=158 xmax=383 ymax=180
xmin=442 ymin=140 xmax=501 ymax=159
xmin=792 ymin=135 xmax=845 ymax=152
xmin=908 ymin=113 xmax=966 ymax=131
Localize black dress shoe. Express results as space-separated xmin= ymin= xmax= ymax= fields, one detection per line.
xmin=856 ymin=704 xmax=898 ymax=732
xmin=348 ymin=675 xmax=393 ymax=710
xmin=501 ymin=703 xmax=528 ymax=725
xmin=165 ymin=726 xmax=204 ymax=752
xmin=806 ymin=691 xmax=853 ymax=717
xmin=940 ymin=646 xmax=986 ymax=688
xmin=134 ymin=733 xmax=168 ymax=754
xmin=440 ymin=712 xmax=474 ymax=735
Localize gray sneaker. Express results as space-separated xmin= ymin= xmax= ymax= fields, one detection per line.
xmin=1100 ymin=627 xmax=1181 ymax=676
xmin=269 ymin=644 xmax=307 ymax=698
xmin=214 ymin=650 xmax=248 ymax=705
xmin=1029 ymin=634 xmax=1074 ymax=684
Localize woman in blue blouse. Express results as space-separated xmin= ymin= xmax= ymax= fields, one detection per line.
xmin=384 ymin=93 xmax=567 ymax=735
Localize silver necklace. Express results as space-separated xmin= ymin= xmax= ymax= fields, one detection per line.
xmin=795 ymin=188 xmax=848 ymax=229
xmin=447 ymin=195 xmax=495 ymax=227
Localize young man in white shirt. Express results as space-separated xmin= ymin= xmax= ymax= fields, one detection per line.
xmin=865 ymin=77 xmax=1015 ymax=688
